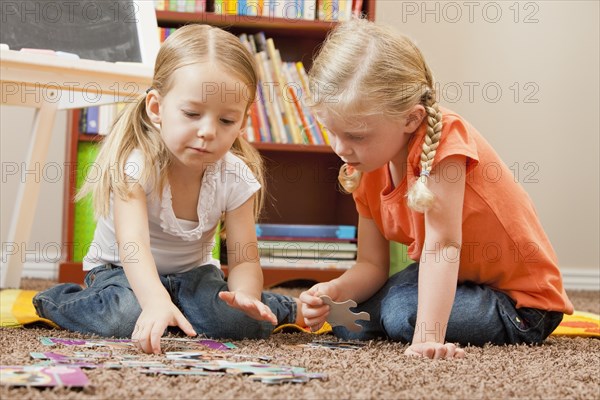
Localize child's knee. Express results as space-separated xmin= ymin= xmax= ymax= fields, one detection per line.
xmin=380 ymin=292 xmax=417 ymax=342
xmin=381 ymin=316 xmax=414 ymax=342
xmin=34 ymin=284 xmax=140 ymax=338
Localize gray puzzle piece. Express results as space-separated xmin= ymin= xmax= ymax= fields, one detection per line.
xmin=319 ymin=295 xmax=371 ymax=332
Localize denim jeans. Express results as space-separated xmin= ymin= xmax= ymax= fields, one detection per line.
xmin=333 ymin=263 xmax=563 ymax=346
xmin=33 ymin=264 xmax=297 ymax=340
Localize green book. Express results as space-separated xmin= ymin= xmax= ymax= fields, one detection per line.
xmin=72 ymin=142 xmax=99 ymax=262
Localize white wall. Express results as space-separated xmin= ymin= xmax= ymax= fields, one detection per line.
xmin=1 ymin=107 xmax=67 ymax=280
xmin=376 ymin=1 xmax=599 ymax=282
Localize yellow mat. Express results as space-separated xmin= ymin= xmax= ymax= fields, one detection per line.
xmin=551 ymin=311 xmax=600 ymax=338
xmin=1 ymin=289 xmax=58 ymax=329
xmin=1 ymin=289 xmax=597 ymax=338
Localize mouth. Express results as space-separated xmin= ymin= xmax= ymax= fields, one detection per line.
xmin=345 ymin=162 xmax=360 ymax=167
xmin=189 ymin=147 xmax=210 ymax=154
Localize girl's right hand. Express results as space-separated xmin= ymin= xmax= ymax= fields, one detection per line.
xmin=299 ymin=281 xmax=340 ymax=331
xmin=132 ymin=301 xmax=196 ymax=354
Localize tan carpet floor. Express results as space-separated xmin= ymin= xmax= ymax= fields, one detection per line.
xmin=1 ymin=279 xmax=598 ymax=399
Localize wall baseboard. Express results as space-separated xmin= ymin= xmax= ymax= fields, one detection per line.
xmin=561 ymin=268 xmax=600 ymax=291
xmin=22 ymin=261 xmax=59 ymax=281
xmin=16 ymin=262 xmax=600 ymax=291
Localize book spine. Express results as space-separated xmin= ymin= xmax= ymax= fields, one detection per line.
xmin=303 ymin=0 xmax=316 ymax=20
xmin=256 ymin=223 xmax=357 ymax=239
xmin=249 ymin=102 xmax=262 ymax=142
xmin=259 ymin=240 xmax=357 ymax=251
xmin=289 ymin=62 xmax=322 ymax=144
xmin=255 ymin=82 xmax=272 ymax=142
xmin=244 ymin=114 xmax=255 ymax=142
xmin=85 ymin=106 xmax=99 ymax=134
xmin=262 ymin=0 xmax=276 ymax=17
xmin=255 ymin=52 xmax=284 ymax=143
xmin=259 ymin=256 xmax=354 ymax=269
xmin=79 ymin=108 xmax=88 ymax=134
xmin=244 ymin=0 xmax=260 ymax=16
xmin=352 ymin=0 xmax=363 ymax=17
xmin=282 ymin=63 xmax=308 ymax=144
xmin=295 ymin=62 xmax=326 ymax=144
xmin=238 ymin=0 xmax=247 ymax=15
xmin=259 ymin=51 xmax=288 ymax=143
xmin=266 ymin=38 xmax=302 ymax=143
xmin=260 ymin=249 xmax=357 ymax=260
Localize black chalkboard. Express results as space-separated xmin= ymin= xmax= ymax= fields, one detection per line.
xmin=0 ymin=0 xmax=142 ymax=63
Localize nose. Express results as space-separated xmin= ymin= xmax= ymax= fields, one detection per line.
xmin=331 ymin=136 xmax=352 ymax=157
xmin=197 ymin=118 xmax=216 ymax=140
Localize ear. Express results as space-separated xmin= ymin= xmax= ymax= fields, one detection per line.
xmin=403 ymin=104 xmax=426 ymax=133
xmin=145 ymin=89 xmax=162 ymax=124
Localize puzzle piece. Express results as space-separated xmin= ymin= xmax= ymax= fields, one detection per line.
xmin=319 ymin=295 xmax=370 ymax=332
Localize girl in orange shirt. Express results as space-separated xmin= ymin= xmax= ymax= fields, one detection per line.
xmin=300 ymin=19 xmax=572 ymax=359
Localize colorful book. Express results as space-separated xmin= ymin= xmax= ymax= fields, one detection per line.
xmin=266 ymin=38 xmax=302 ymax=143
xmin=259 ymin=240 xmax=357 ymax=260
xmin=260 ymin=256 xmax=354 ymax=269
xmin=256 ymin=224 xmax=357 ymax=239
xmin=84 ymin=106 xmax=99 ymax=134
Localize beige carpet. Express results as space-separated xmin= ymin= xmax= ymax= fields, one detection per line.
xmin=1 ymin=279 xmax=598 ymax=399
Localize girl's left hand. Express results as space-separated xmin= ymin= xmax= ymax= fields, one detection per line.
xmin=219 ymin=291 xmax=277 ymax=325
xmin=404 ymin=342 xmax=465 ymax=359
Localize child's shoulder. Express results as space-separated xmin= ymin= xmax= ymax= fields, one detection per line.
xmin=218 ymin=151 xmax=259 ymax=185
xmin=439 ymin=107 xmax=468 ymax=127
xmin=124 ymin=148 xmax=146 ymax=179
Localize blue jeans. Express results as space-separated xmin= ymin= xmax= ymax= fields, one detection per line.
xmin=33 ymin=264 xmax=297 ymax=340
xmin=333 ymin=263 xmax=563 ymax=346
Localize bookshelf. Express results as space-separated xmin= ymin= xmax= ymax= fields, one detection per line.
xmin=58 ymin=1 xmax=377 ymax=287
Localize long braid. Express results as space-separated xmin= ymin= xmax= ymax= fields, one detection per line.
xmin=407 ymin=89 xmax=442 ymax=212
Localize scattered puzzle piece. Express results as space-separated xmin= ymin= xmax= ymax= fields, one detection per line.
xmin=319 ymin=295 xmax=370 ymax=332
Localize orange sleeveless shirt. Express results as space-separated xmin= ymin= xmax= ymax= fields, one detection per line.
xmin=353 ymin=109 xmax=573 ymax=313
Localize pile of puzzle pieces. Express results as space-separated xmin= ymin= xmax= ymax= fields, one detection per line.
xmin=0 ymin=337 xmax=329 ymax=387
xmin=1 ymin=296 xmax=372 ymax=388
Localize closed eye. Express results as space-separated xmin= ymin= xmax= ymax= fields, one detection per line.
xmin=220 ymin=118 xmax=237 ymax=125
xmin=183 ymin=110 xmax=199 ymax=118
xmin=347 ymin=134 xmax=365 ymax=141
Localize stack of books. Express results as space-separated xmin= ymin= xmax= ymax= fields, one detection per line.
xmin=256 ymin=223 xmax=357 ymax=270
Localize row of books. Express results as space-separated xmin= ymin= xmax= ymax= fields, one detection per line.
xmin=154 ymin=0 xmax=207 ymax=12
xmin=79 ymin=103 xmax=126 ymax=136
xmin=239 ymin=32 xmax=328 ymax=145
xmin=256 ymin=224 xmax=357 ymax=270
xmin=153 ymin=0 xmax=363 ymax=21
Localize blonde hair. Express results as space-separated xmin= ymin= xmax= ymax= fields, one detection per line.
xmin=309 ymin=18 xmax=441 ymax=212
xmin=77 ymin=24 xmax=265 ymax=220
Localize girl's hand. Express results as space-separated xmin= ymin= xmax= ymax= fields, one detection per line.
xmin=299 ymin=282 xmax=340 ymax=331
xmin=132 ymin=301 xmax=196 ymax=354
xmin=219 ymin=291 xmax=277 ymax=325
xmin=404 ymin=342 xmax=465 ymax=359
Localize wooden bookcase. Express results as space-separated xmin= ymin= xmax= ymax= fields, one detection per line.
xmin=59 ymin=2 xmax=377 ymax=287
